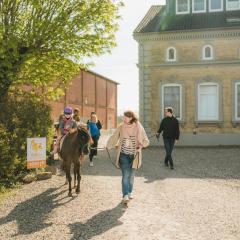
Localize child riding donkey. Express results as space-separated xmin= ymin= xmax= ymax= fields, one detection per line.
xmin=51 ymin=106 xmax=77 ymax=155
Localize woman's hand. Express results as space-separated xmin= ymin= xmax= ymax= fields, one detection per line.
xmin=136 ymin=147 xmax=142 ymax=153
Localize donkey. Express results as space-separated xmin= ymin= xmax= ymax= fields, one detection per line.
xmin=59 ymin=127 xmax=90 ymax=197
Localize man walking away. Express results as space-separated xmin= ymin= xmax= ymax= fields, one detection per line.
xmin=156 ymin=107 xmax=180 ymax=169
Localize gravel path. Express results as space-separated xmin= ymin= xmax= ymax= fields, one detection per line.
xmin=0 ymin=147 xmax=239 ymax=240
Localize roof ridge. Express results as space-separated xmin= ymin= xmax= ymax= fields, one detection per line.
xmin=133 ymin=5 xmax=163 ymax=33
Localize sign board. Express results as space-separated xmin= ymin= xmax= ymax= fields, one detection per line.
xmin=27 ymin=137 xmax=46 ymax=169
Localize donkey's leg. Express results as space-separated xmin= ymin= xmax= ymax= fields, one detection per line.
xmin=74 ymin=167 xmax=77 ymax=188
xmin=66 ymin=167 xmax=72 ymax=197
xmin=75 ymin=161 xmax=81 ymax=194
xmin=65 ymin=173 xmax=68 ymax=185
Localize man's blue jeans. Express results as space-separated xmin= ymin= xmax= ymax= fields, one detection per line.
xmin=163 ymin=138 xmax=175 ymax=167
xmin=119 ymin=152 xmax=135 ymax=197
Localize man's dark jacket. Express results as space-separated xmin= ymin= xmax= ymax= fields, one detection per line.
xmin=157 ymin=116 xmax=180 ymax=140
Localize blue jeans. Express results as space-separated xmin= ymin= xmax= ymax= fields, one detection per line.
xmin=119 ymin=152 xmax=135 ymax=197
xmin=163 ymin=138 xmax=175 ymax=167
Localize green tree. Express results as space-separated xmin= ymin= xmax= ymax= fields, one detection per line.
xmin=0 ymin=0 xmax=122 ymax=100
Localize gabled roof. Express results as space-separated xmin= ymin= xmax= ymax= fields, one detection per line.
xmin=134 ymin=5 xmax=163 ymax=33
xmin=134 ymin=5 xmax=240 ymax=33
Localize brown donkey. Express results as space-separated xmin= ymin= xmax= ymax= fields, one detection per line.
xmin=60 ymin=127 xmax=90 ymax=197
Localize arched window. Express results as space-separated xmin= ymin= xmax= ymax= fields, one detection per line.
xmin=167 ymin=47 xmax=177 ymax=62
xmin=202 ymin=45 xmax=213 ymax=60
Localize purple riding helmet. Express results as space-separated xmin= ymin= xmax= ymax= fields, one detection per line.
xmin=64 ymin=106 xmax=73 ymax=118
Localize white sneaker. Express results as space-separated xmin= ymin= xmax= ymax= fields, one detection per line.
xmin=90 ymin=162 xmax=94 ymax=167
xmin=128 ymin=193 xmax=133 ymax=200
xmin=122 ymin=195 xmax=129 ymax=204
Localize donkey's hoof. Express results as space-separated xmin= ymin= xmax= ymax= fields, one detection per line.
xmin=76 ymin=189 xmax=80 ymax=194
xmin=68 ymin=192 xmax=73 ymax=197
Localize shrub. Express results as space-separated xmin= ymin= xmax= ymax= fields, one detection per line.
xmin=0 ymin=96 xmax=53 ymax=188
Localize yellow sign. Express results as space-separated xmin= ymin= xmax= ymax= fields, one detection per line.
xmin=27 ymin=138 xmax=46 ymax=169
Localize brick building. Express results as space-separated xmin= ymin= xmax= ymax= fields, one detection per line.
xmin=134 ymin=0 xmax=240 ymax=145
xmin=50 ymin=70 xmax=118 ymax=129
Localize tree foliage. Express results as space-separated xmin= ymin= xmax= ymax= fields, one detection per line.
xmin=0 ymin=0 xmax=123 ymax=189
xmin=0 ymin=0 xmax=123 ymax=99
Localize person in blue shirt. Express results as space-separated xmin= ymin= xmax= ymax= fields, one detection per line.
xmin=87 ymin=112 xmax=102 ymax=166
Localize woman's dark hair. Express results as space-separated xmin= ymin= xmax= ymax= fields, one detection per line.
xmin=124 ymin=111 xmax=138 ymax=124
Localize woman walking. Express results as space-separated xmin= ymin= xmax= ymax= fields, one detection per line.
xmin=87 ymin=112 xmax=101 ymax=167
xmin=106 ymin=110 xmax=149 ymax=204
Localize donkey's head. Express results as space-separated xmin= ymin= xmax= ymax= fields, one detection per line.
xmin=77 ymin=127 xmax=90 ymax=155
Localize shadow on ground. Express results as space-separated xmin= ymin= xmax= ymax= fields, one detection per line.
xmin=82 ymin=147 xmax=240 ymax=182
xmin=0 ymin=186 xmax=75 ymax=236
xmin=69 ymin=203 xmax=126 ymax=240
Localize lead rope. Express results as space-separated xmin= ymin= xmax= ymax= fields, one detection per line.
xmin=89 ymin=146 xmax=117 ymax=168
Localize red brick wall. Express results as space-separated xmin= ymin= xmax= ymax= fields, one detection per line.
xmin=96 ymin=76 xmax=107 ymax=107
xmin=107 ymin=82 xmax=116 ymax=109
xmin=107 ymin=108 xmax=116 ymax=129
xmin=49 ymin=101 xmax=64 ymax=122
xmin=82 ymin=71 xmax=96 ymax=106
xmin=67 ymin=75 xmax=82 ymax=105
xmin=49 ymin=70 xmax=117 ymax=129
xmin=96 ymin=107 xmax=107 ymax=129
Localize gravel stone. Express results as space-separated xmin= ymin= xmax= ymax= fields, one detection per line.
xmin=0 ymin=146 xmax=239 ymax=240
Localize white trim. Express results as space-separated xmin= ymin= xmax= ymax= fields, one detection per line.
xmin=192 ymin=0 xmax=207 ymax=13
xmin=235 ymin=82 xmax=240 ymax=120
xmin=166 ymin=47 xmax=177 ymax=62
xmin=176 ymin=0 xmax=190 ymax=14
xmin=197 ymin=83 xmax=219 ymax=121
xmin=226 ymin=0 xmax=240 ymax=10
xmin=202 ymin=45 xmax=214 ymax=60
xmin=162 ymin=84 xmax=182 ymax=120
xmin=133 ymin=29 xmax=240 ymax=42
xmin=209 ymin=0 xmax=223 ymax=12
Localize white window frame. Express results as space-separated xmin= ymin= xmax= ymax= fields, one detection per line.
xmin=166 ymin=47 xmax=177 ymax=62
xmin=192 ymin=0 xmax=207 ymax=13
xmin=162 ymin=84 xmax=182 ymax=120
xmin=176 ymin=0 xmax=190 ymax=14
xmin=209 ymin=0 xmax=223 ymax=12
xmin=226 ymin=0 xmax=240 ymax=10
xmin=235 ymin=82 xmax=240 ymax=120
xmin=197 ymin=83 xmax=219 ymax=121
xmin=202 ymin=45 xmax=214 ymax=60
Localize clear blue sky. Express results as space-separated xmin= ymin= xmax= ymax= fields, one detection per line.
xmin=91 ymin=0 xmax=165 ymax=115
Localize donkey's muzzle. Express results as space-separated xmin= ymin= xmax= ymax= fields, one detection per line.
xmin=83 ymin=144 xmax=89 ymax=155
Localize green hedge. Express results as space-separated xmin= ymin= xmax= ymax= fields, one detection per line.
xmin=0 ymin=97 xmax=53 ymax=189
